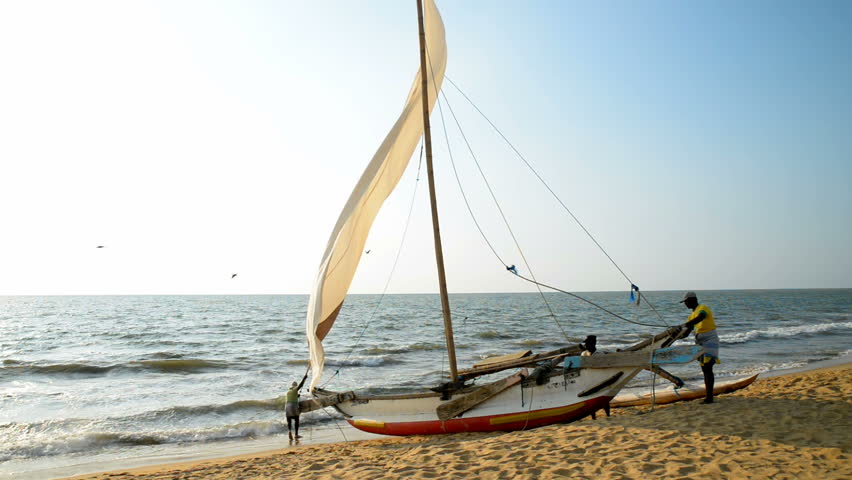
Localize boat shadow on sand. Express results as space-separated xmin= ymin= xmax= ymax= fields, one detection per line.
xmin=603 ymin=394 xmax=851 ymax=450
xmin=350 ymin=393 xmax=850 ymax=455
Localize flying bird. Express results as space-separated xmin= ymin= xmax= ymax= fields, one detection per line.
xmin=96 ymin=246 xmax=105 ymax=249
xmin=231 ymin=274 xmax=238 ymax=279
xmin=365 ymin=249 xmax=371 ymax=254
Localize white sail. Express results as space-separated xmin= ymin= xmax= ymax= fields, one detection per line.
xmin=306 ymin=0 xmax=447 ymax=391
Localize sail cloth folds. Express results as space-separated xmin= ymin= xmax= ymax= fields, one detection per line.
xmin=306 ymin=0 xmax=447 ymax=391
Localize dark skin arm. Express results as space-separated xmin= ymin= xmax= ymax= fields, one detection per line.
xmin=684 ymin=310 xmax=707 ymax=331
xmin=297 ymin=371 xmax=309 ymax=391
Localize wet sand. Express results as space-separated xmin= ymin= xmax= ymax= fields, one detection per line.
xmin=65 ymin=363 xmax=851 ymax=480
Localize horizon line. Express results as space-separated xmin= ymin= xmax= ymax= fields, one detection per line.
xmin=2 ymin=287 xmax=850 ymax=297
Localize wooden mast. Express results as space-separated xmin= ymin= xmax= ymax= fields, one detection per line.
xmin=416 ymin=0 xmax=458 ymax=384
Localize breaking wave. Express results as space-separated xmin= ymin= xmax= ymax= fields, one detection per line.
xmin=0 ymin=421 xmax=283 ymax=462
xmin=327 ymin=356 xmax=403 ymax=367
xmin=476 ymin=330 xmax=514 ymax=340
xmin=361 ymin=342 xmax=444 ymax=355
xmin=285 ymin=355 xmax=403 ymax=367
xmin=0 ymin=399 xmax=338 ymax=462
xmin=361 ymin=346 xmax=410 ymax=355
xmin=719 ymin=321 xmax=852 ymax=344
xmin=135 ymin=398 xmax=285 ymax=419
xmin=0 ymin=358 xmax=228 ymax=378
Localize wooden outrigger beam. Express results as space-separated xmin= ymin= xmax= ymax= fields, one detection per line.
xmin=645 ymin=365 xmax=685 ymax=387
xmin=299 ymin=390 xmax=356 ymax=414
xmin=458 ymin=327 xmax=689 ymax=382
xmin=623 ymin=326 xmax=688 ymax=351
xmin=457 ymin=345 xmax=584 ymax=381
xmin=563 ymin=345 xmax=702 ymax=369
xmin=436 ymin=369 xmax=527 ymax=421
xmin=438 ymin=344 xmax=699 ymax=420
xmin=624 ymin=326 xmax=691 ymax=386
xmin=472 ymin=350 xmax=531 ymax=369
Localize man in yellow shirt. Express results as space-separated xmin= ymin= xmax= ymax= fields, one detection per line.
xmin=680 ymin=291 xmax=720 ymax=404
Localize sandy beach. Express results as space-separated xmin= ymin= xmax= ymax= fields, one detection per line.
xmin=64 ymin=363 xmax=850 ymax=480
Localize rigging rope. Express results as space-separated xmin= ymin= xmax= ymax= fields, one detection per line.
xmin=425 ymin=47 xmax=571 ymax=342
xmin=650 ymin=348 xmax=658 ymax=412
xmin=434 ymin=80 xmax=663 ymax=330
xmin=521 ymin=382 xmax=535 ymax=431
xmin=320 ymin=406 xmax=349 ymax=443
xmin=435 ymin=92 xmax=570 ymax=341
xmin=513 ymin=273 xmax=668 ymax=328
xmin=443 ymin=75 xmax=669 ymax=324
xmin=319 ymin=369 xmax=338 ymax=389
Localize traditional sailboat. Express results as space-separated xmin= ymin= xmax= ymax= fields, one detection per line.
xmin=302 ymin=0 xmax=695 ymax=436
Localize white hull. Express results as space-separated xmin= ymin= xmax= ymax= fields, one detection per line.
xmin=333 ymin=347 xmax=663 ymax=435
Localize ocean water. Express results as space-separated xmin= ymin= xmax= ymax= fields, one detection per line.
xmin=1 ymin=290 xmax=850 ymax=478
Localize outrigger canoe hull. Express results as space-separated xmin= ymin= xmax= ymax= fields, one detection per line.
xmin=334 ymin=365 xmax=641 ymax=436
xmin=610 ymin=374 xmax=758 ymax=407
xmin=320 ymin=332 xmax=695 ymax=436
xmin=345 ymin=395 xmax=613 ymax=435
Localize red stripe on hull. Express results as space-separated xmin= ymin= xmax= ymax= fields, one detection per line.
xmin=347 ymin=396 xmax=612 ymax=436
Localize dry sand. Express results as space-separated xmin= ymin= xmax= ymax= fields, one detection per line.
xmin=67 ymin=363 xmax=851 ymax=480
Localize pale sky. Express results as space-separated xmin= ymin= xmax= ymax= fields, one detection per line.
xmin=1 ymin=0 xmax=850 ymax=296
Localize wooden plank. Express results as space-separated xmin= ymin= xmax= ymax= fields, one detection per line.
xmin=563 ymin=345 xmax=702 ymax=369
xmin=644 ymin=365 xmax=684 ymax=387
xmin=459 ymin=345 xmax=583 ymax=380
xmin=652 ymin=345 xmax=704 ymax=365
xmin=563 ymin=352 xmax=644 ymax=369
xmin=622 ymin=326 xmax=686 ymax=351
xmin=472 ymin=350 xmax=532 ymax=368
xmin=436 ymin=370 xmax=527 ymax=421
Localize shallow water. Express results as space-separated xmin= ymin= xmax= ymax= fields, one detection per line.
xmin=1 ymin=290 xmax=850 ymax=478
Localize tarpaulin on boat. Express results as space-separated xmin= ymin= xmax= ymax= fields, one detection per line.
xmin=306 ymin=0 xmax=447 ymax=391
